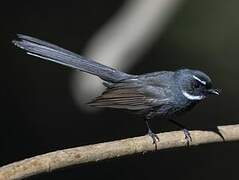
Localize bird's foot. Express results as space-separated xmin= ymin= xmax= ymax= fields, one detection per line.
xmin=183 ymin=128 xmax=192 ymax=146
xmin=147 ymin=130 xmax=159 ymax=144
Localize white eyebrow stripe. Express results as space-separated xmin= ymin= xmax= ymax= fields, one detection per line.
xmin=193 ymin=75 xmax=206 ymax=85
xmin=182 ymin=90 xmax=205 ymax=100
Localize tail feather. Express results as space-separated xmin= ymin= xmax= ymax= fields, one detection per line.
xmin=12 ymin=34 xmax=131 ymax=82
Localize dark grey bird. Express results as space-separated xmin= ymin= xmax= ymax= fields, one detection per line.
xmin=12 ymin=34 xmax=220 ymax=144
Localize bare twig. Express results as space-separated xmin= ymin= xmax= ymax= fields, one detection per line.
xmin=1 ymin=124 xmax=239 ymax=180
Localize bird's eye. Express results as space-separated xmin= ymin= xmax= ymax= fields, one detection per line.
xmin=192 ymin=75 xmax=207 ymax=88
xmin=193 ymin=81 xmax=200 ymax=89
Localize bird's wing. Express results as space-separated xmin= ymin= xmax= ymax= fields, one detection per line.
xmin=88 ymin=86 xmax=152 ymax=110
xmin=88 ymin=82 xmax=168 ymax=110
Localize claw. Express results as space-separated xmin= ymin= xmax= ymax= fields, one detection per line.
xmin=148 ymin=130 xmax=159 ymax=144
xmin=183 ymin=129 xmax=192 ymax=146
xmin=144 ymin=118 xmax=159 ymax=147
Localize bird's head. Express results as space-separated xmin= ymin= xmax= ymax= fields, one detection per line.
xmin=175 ymin=69 xmax=220 ymax=101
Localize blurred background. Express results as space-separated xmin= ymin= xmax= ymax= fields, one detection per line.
xmin=1 ymin=0 xmax=239 ymax=179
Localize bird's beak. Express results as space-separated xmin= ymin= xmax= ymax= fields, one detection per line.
xmin=208 ymin=89 xmax=221 ymax=95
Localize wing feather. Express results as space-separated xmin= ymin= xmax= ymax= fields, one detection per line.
xmin=88 ymin=86 xmax=153 ymax=110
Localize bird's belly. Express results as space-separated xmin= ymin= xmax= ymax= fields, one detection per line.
xmin=153 ymin=101 xmax=197 ymax=118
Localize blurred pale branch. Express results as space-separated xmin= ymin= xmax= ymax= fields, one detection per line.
xmin=1 ymin=124 xmax=239 ymax=180
xmin=71 ymin=0 xmax=185 ymax=110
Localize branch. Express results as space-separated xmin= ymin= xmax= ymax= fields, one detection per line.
xmin=1 ymin=124 xmax=239 ymax=180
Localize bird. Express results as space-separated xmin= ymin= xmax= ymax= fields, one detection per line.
xmin=12 ymin=34 xmax=220 ymax=144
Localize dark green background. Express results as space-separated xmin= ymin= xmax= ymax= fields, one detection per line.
xmin=1 ymin=0 xmax=238 ymax=179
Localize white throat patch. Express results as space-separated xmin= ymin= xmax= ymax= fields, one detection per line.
xmin=182 ymin=90 xmax=205 ymax=100
xmin=193 ymin=75 xmax=206 ymax=85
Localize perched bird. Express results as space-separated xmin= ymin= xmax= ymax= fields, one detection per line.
xmin=13 ymin=34 xmax=220 ymax=144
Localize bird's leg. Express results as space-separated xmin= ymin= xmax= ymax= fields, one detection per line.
xmin=168 ymin=119 xmax=192 ymax=144
xmin=144 ymin=118 xmax=159 ymax=144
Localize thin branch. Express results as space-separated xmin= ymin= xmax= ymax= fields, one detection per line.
xmin=1 ymin=124 xmax=239 ymax=180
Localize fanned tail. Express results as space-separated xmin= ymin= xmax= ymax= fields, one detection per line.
xmin=13 ymin=34 xmax=131 ymax=82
